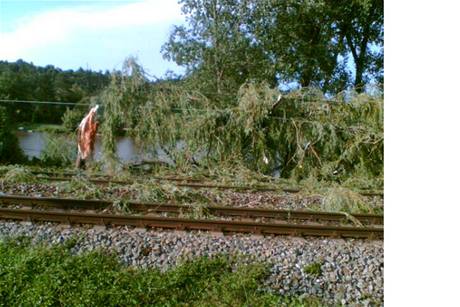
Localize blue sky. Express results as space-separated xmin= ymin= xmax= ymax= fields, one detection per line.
xmin=0 ymin=0 xmax=186 ymax=77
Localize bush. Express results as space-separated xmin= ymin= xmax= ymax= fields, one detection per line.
xmin=62 ymin=107 xmax=86 ymax=132
xmin=39 ymin=133 xmax=77 ymax=167
xmin=322 ymin=186 xmax=370 ymax=213
xmin=1 ymin=167 xmax=36 ymax=184
xmin=0 ymin=106 xmax=25 ymax=164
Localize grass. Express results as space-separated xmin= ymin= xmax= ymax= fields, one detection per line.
xmin=0 ymin=166 xmax=36 ymax=184
xmin=17 ymin=123 xmax=67 ymax=134
xmin=0 ymin=236 xmax=323 ymax=306
xmin=303 ymin=262 xmax=323 ymax=277
xmin=322 ymin=187 xmax=369 ymax=213
xmin=58 ymin=177 xmax=104 ymax=199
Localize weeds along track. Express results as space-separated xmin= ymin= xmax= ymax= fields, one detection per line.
xmin=30 ymin=171 xmax=384 ymax=197
xmin=0 ymin=195 xmax=383 ymax=239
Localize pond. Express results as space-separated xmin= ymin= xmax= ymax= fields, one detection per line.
xmin=16 ymin=131 xmax=160 ymax=163
xmin=16 ymin=131 xmax=280 ymax=176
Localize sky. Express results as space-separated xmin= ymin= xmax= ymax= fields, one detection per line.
xmin=0 ymin=0 xmax=186 ymax=77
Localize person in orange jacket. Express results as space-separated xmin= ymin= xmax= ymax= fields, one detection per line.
xmin=76 ymin=105 xmax=99 ymax=169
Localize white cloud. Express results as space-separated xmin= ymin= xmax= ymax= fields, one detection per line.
xmin=0 ymin=0 xmax=183 ymax=60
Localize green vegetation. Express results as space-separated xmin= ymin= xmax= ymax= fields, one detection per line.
xmin=0 ymin=164 xmax=383 ymax=214
xmin=303 ymin=262 xmax=323 ymax=277
xmin=17 ymin=123 xmax=67 ymax=134
xmin=99 ymin=63 xmax=383 ymax=188
xmin=39 ymin=133 xmax=78 ymax=167
xmin=93 ymin=0 xmax=382 ymax=185
xmin=126 ymin=180 xmax=212 ymax=204
xmin=58 ymin=177 xmax=104 ymax=199
xmin=62 ymin=107 xmax=87 ymax=132
xmin=0 ymin=1 xmax=384 ymax=194
xmin=0 ymin=166 xmax=36 ymax=184
xmin=322 ymin=187 xmax=370 ymax=213
xmin=0 ymin=106 xmax=25 ymax=164
xmin=0 ymin=3 xmax=382 ymax=305
xmin=0 ymin=60 xmax=110 ymax=124
xmin=163 ymin=0 xmax=383 ymax=96
xmin=0 ymin=237 xmax=323 ymax=306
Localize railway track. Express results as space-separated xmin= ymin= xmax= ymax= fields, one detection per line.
xmin=0 ymin=195 xmax=383 ymax=239
xmin=29 ymin=171 xmax=384 ymax=197
xmin=0 ymin=195 xmax=383 ymax=224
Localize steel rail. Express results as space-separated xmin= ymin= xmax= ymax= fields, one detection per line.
xmin=29 ymin=173 xmax=383 ymax=197
xmin=0 ymin=207 xmax=383 ymax=239
xmin=0 ymin=195 xmax=383 ymax=225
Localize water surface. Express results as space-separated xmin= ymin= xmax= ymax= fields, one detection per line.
xmin=16 ymin=131 xmax=150 ymax=162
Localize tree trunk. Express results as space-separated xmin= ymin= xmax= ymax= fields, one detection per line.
xmin=343 ymin=3 xmax=376 ymax=93
xmin=300 ymin=66 xmax=314 ymax=88
xmin=354 ymin=58 xmax=365 ymax=91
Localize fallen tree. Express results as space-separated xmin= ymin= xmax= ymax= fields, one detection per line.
xmin=99 ymin=59 xmax=383 ymax=187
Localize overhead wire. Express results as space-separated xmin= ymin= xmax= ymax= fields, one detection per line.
xmin=0 ymin=98 xmax=381 ymax=132
xmin=0 ymin=99 xmax=91 ymax=106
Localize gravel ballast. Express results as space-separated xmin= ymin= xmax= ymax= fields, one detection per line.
xmin=0 ymin=221 xmax=383 ymax=306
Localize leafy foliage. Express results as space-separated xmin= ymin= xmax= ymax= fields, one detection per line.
xmin=0 ymin=0 xmax=384 ymax=192
xmin=162 ymin=0 xmax=276 ymax=104
xmin=99 ymin=60 xmax=382 ymax=186
xmin=62 ymin=106 xmax=87 ymax=132
xmin=322 ymin=187 xmax=369 ymax=213
xmin=39 ymin=133 xmax=77 ymax=167
xmin=0 ymin=60 xmax=110 ymax=124
xmin=58 ymin=177 xmax=103 ymax=199
xmin=0 ymin=166 xmax=36 ymax=184
xmin=163 ymin=0 xmax=384 ymax=94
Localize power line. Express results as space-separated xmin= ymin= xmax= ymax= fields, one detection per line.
xmin=0 ymin=99 xmax=91 ymax=107
xmin=0 ymin=99 xmax=381 ymax=129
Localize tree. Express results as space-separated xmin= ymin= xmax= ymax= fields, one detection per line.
xmin=162 ymin=0 xmax=275 ymax=105
xmin=163 ymin=0 xmax=384 ymax=94
xmin=0 ymin=60 xmax=111 ymax=124
xmin=330 ymin=0 xmax=384 ymax=91
xmin=251 ymin=0 xmax=349 ymax=92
